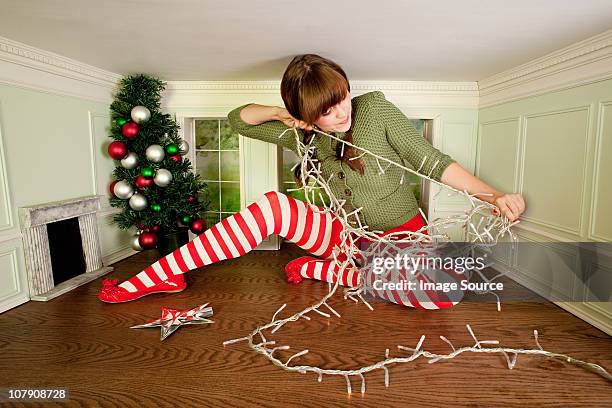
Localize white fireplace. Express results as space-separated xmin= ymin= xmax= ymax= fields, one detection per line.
xmin=19 ymin=195 xmax=113 ymax=301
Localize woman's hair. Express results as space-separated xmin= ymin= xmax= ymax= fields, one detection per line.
xmin=280 ymin=54 xmax=365 ymax=185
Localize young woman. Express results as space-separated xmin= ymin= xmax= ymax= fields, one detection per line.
xmin=98 ymin=54 xmax=525 ymax=308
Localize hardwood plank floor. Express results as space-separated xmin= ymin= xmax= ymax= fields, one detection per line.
xmin=0 ymin=244 xmax=610 ymax=407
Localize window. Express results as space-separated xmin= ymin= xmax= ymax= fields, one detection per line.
xmin=194 ymin=119 xmax=241 ymax=227
xmin=281 ymin=119 xmax=425 ymax=203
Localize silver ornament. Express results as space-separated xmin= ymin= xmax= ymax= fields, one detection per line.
xmin=120 ymin=152 xmax=138 ymax=169
xmin=113 ymin=181 xmax=134 ymax=199
xmin=129 ymin=193 xmax=148 ymax=211
xmin=131 ymin=234 xmax=143 ymax=251
xmin=154 ymin=169 xmax=172 ymax=187
xmin=178 ymin=140 xmax=190 ymax=155
xmin=131 ymin=105 xmax=151 ymax=124
xmin=145 ymin=144 xmax=165 ymax=163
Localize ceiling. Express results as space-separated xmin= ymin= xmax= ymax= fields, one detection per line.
xmin=1 ymin=0 xmax=611 ymax=82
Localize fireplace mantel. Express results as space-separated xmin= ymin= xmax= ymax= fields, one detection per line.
xmin=19 ymin=195 xmax=113 ymax=301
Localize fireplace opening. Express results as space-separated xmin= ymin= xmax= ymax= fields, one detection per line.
xmin=47 ymin=217 xmax=86 ymax=285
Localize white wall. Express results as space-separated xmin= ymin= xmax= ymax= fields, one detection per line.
xmin=0 ymin=41 xmax=134 ymax=312
xmin=476 ymin=31 xmax=612 ymax=335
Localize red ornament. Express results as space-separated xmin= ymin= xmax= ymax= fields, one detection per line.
xmin=136 ymin=175 xmax=154 ymax=189
xmin=190 ymin=218 xmax=206 ymax=234
xmin=108 ymin=141 xmax=127 ymax=160
xmin=122 ymin=122 xmax=139 ymax=139
xmin=138 ymin=231 xmax=158 ymax=249
xmin=153 ymin=225 xmax=159 ymax=232
xmin=109 ymin=180 xmax=118 ymax=196
xmin=187 ymin=195 xmax=197 ymax=203
xmin=170 ymin=154 xmax=182 ymax=163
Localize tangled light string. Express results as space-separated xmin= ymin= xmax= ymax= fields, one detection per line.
xmin=223 ymin=126 xmax=612 ymax=391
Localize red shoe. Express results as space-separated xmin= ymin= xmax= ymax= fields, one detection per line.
xmin=285 ymin=256 xmax=319 ymax=284
xmin=98 ymin=275 xmax=187 ymax=303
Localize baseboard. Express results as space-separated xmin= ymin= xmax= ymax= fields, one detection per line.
xmin=492 ymin=257 xmax=612 ymax=336
xmin=556 ymin=302 xmax=612 ymax=336
xmin=0 ymin=294 xmax=29 ymax=314
xmin=102 ymin=246 xmax=138 ymax=266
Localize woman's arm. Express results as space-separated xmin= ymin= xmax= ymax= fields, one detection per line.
xmin=440 ymin=162 xmax=526 ymax=222
xmin=372 ymin=91 xmax=526 ymax=222
xmin=239 ymin=104 xmax=281 ymax=125
xmin=240 ymin=104 xmax=313 ymax=130
xmin=227 ymin=104 xmax=306 ymax=152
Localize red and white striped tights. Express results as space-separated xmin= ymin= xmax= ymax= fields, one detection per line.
xmin=118 ymin=191 xmax=461 ymax=309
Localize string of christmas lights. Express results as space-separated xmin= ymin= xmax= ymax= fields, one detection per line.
xmin=223 ymin=126 xmax=612 ymax=392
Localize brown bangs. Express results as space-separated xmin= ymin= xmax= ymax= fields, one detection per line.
xmin=281 ymin=54 xmax=350 ymax=125
xmin=298 ymin=69 xmax=349 ymax=124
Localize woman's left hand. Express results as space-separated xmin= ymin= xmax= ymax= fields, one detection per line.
xmin=493 ymin=193 xmax=526 ymax=222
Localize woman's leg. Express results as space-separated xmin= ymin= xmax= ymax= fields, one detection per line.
xmin=358 ymin=213 xmax=463 ymax=310
xmin=99 ymin=191 xmax=343 ymax=301
xmin=285 ymin=256 xmax=360 ymax=287
xmin=286 ymin=212 xmax=462 ymax=309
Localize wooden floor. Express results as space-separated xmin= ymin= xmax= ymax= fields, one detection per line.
xmin=0 ymin=244 xmax=610 ymax=407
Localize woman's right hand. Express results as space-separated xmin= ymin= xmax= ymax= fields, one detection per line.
xmin=276 ymin=107 xmax=313 ymax=131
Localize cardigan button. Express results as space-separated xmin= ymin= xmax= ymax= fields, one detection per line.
xmin=344 ymin=188 xmax=352 ymax=196
xmin=338 ymin=171 xmax=345 ymax=179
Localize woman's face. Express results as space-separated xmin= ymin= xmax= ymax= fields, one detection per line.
xmin=313 ymin=92 xmax=352 ymax=133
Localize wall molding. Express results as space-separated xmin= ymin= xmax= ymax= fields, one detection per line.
xmin=475 ymin=116 xmax=521 ymax=192
xmin=164 ymin=80 xmax=480 ymax=109
xmin=0 ymin=245 xmax=28 ymax=314
xmin=0 ymin=231 xmax=21 ymax=245
xmin=589 ymin=100 xmax=612 ymax=241
xmin=3 ymin=29 xmax=610 ymax=111
xmin=0 ymin=36 xmax=118 ymax=103
xmin=0 ymin=113 xmax=14 ymax=232
xmin=517 ymin=105 xmax=592 ymax=237
xmin=166 ymin=80 xmax=479 ymax=93
xmin=88 ymin=111 xmax=112 ymax=206
xmin=479 ymin=29 xmax=612 ymax=108
xmin=504 ymin=266 xmax=612 ymax=336
xmin=557 ymin=302 xmax=612 ymax=337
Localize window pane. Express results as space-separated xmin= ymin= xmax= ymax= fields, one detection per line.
xmin=220 ymin=151 xmax=240 ymax=181
xmin=195 ymin=120 xmax=219 ymax=150
xmin=220 ymin=120 xmax=239 ymax=150
xmin=410 ymin=119 xmax=424 ymax=136
xmin=196 ymin=151 xmax=219 ymax=181
xmin=200 ymin=181 xmax=220 ymax=211
xmin=203 ymin=212 xmax=220 ymax=227
xmin=282 ymin=148 xmax=299 ymax=181
xmin=220 ymin=182 xmax=241 ymax=212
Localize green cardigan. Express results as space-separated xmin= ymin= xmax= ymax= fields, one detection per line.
xmin=227 ymin=91 xmax=456 ymax=232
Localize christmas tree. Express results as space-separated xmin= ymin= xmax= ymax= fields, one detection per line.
xmin=107 ymin=74 xmax=208 ymax=251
